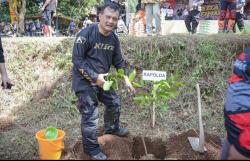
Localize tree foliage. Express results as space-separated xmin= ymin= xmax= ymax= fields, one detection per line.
xmin=1 ymin=0 xmax=102 ymax=22
xmin=25 ymin=0 xmax=101 ymax=20
xmin=58 ymin=0 xmax=101 ymax=20
xmin=0 ymin=1 xmax=10 ymax=21
xmin=0 ymin=0 xmax=102 ymax=34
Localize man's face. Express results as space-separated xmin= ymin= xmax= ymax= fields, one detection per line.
xmin=99 ymin=7 xmax=119 ymax=33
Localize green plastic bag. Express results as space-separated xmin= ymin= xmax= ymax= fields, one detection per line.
xmin=45 ymin=127 xmax=58 ymax=140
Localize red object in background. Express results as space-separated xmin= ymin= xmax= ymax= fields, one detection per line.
xmin=225 ymin=9 xmax=230 ymax=19
xmin=229 ymin=113 xmax=250 ymax=150
xmin=166 ymin=0 xmax=176 ymax=8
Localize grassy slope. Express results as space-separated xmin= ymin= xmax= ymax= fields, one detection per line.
xmin=0 ymin=35 xmax=250 ymax=159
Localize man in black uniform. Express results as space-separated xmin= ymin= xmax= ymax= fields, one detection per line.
xmin=0 ymin=37 xmax=12 ymax=89
xmin=185 ymin=0 xmax=204 ymax=34
xmin=72 ymin=3 xmax=135 ymax=160
xmin=41 ymin=0 xmax=57 ymax=37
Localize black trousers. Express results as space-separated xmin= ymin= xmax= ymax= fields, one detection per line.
xmin=233 ymin=12 xmax=245 ymax=33
xmin=76 ymin=86 xmax=121 ymax=155
xmin=185 ymin=10 xmax=201 ymax=33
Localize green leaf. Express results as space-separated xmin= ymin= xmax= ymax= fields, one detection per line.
xmin=117 ymin=69 xmax=125 ymax=79
xmin=129 ymin=69 xmax=136 ymax=82
xmin=45 ymin=127 xmax=58 ymax=140
xmin=132 ymin=82 xmax=142 ymax=88
xmin=159 ymin=95 xmax=169 ymax=100
xmin=117 ymin=68 xmax=125 ymax=75
xmin=111 ymin=79 xmax=118 ymax=90
xmin=133 ymin=96 xmax=145 ymax=101
xmin=139 ymin=80 xmax=146 ymax=87
xmin=152 ymin=84 xmax=160 ymax=96
xmin=160 ymin=104 xmax=169 ymax=111
xmin=103 ymin=81 xmax=113 ymax=91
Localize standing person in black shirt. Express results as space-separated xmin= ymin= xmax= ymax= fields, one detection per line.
xmin=41 ymin=0 xmax=57 ymax=37
xmin=72 ymin=3 xmax=135 ymax=160
xmin=0 ymin=37 xmax=12 ymax=89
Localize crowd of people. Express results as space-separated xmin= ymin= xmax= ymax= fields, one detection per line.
xmin=24 ymin=19 xmax=55 ymax=37
xmin=1 ymin=0 xmax=250 ymax=37
xmin=0 ymin=21 xmax=18 ymax=37
xmin=129 ymin=0 xmax=250 ymax=35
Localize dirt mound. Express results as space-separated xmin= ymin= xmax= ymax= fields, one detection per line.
xmin=0 ymin=116 xmax=13 ymax=130
xmin=73 ymin=135 xmax=133 ymax=160
xmin=166 ymin=129 xmax=222 ymax=160
xmin=68 ymin=129 xmax=221 ymax=160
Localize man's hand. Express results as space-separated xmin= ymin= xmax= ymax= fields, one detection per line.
xmin=124 ymin=76 xmax=136 ymax=93
xmin=53 ymin=11 xmax=57 ymax=17
xmin=41 ymin=6 xmax=45 ymax=12
xmin=96 ymin=73 xmax=108 ymax=88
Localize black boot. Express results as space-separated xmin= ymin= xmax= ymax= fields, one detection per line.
xmin=90 ymin=152 xmax=107 ymax=160
xmin=105 ymin=127 xmax=129 ymax=137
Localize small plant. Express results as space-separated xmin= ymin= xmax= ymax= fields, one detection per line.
xmin=134 ymin=75 xmax=184 ymax=127
xmin=103 ymin=69 xmax=138 ymax=91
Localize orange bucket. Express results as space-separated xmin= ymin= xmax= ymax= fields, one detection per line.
xmin=36 ymin=129 xmax=65 ymax=160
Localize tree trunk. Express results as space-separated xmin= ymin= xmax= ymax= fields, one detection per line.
xmin=17 ymin=0 xmax=26 ymax=35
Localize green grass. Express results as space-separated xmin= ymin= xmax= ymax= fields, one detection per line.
xmin=1 ymin=35 xmax=250 ymax=159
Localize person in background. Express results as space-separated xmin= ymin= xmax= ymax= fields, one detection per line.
xmin=0 ymin=36 xmax=13 ymax=89
xmin=141 ymin=0 xmax=164 ymax=36
xmin=3 ymin=22 xmax=11 ymax=35
xmin=68 ymin=21 xmax=76 ymax=37
xmin=176 ymin=8 xmax=184 ymax=20
xmin=43 ymin=20 xmax=50 ymax=37
xmin=35 ymin=19 xmax=42 ymax=36
xmin=12 ymin=21 xmax=18 ymax=36
xmin=185 ymin=0 xmax=204 ymax=34
xmin=183 ymin=5 xmax=189 ymax=20
xmin=41 ymin=0 xmax=58 ymax=37
xmin=29 ymin=20 xmax=36 ymax=37
xmin=83 ymin=17 xmax=93 ymax=29
xmin=25 ymin=21 xmax=30 ymax=36
xmin=233 ymin=0 xmax=246 ymax=33
xmin=166 ymin=6 xmax=174 ymax=20
xmin=218 ymin=0 xmax=237 ymax=33
xmin=221 ymin=47 xmax=250 ymax=160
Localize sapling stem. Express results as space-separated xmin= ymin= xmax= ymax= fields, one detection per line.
xmin=141 ymin=136 xmax=148 ymax=156
xmin=152 ymin=94 xmax=156 ymax=128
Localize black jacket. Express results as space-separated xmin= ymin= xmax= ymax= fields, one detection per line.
xmin=0 ymin=37 xmax=4 ymax=63
xmin=72 ymin=24 xmax=126 ymax=92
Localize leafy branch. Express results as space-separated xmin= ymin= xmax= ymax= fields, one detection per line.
xmin=133 ymin=75 xmax=184 ymax=127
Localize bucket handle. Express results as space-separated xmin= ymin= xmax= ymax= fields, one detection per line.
xmin=48 ymin=141 xmax=64 ymax=151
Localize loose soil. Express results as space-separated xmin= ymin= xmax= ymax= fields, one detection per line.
xmin=165 ymin=129 xmax=222 ymax=160
xmin=0 ymin=116 xmax=13 ymax=130
xmin=64 ymin=129 xmax=221 ymax=160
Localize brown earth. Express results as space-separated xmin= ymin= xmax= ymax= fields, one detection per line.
xmin=0 ymin=116 xmax=13 ymax=130
xmin=64 ymin=129 xmax=221 ymax=160
xmin=166 ymin=129 xmax=221 ymax=160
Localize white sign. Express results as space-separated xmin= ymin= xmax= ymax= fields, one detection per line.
xmin=142 ymin=70 xmax=167 ymax=81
